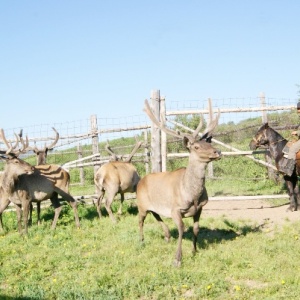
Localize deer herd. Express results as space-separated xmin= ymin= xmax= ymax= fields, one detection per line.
xmin=0 ymin=99 xmax=221 ymax=266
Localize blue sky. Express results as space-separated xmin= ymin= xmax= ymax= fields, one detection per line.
xmin=1 ymin=0 xmax=299 ymax=131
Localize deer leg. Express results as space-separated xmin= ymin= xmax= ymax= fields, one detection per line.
xmin=54 ymin=189 xmax=80 ymax=228
xmin=14 ymin=204 xmax=23 ymax=233
xmin=95 ymin=189 xmax=104 ymax=218
xmin=29 ymin=203 xmax=33 ymax=226
xmin=0 ymin=197 xmax=11 ymax=231
xmin=152 ymin=212 xmax=171 ymax=242
xmin=67 ymin=198 xmax=80 ymax=229
xmin=22 ymin=200 xmax=31 ymax=235
xmin=138 ymin=211 xmax=147 ymax=242
xmin=192 ymin=208 xmax=202 ymax=254
xmin=117 ymin=193 xmax=124 ymax=215
xmin=50 ymin=194 xmax=62 ymax=230
xmin=37 ymin=202 xmax=41 ymax=225
xmin=105 ymin=190 xmax=118 ymax=223
xmin=172 ymin=210 xmax=184 ymax=267
xmin=295 ymin=189 xmax=300 ymax=211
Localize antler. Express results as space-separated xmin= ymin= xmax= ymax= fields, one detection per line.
xmin=201 ymin=98 xmax=220 ymax=138
xmin=144 ymin=100 xmax=187 ymax=139
xmin=144 ymin=98 xmax=220 ymax=141
xmin=46 ymin=127 xmax=59 ymax=150
xmin=105 ymin=137 xmax=142 ymax=163
xmin=0 ymin=128 xmax=29 ymax=156
xmin=105 ymin=140 xmax=119 ymax=161
xmin=26 ymin=127 xmax=60 ymax=153
xmin=124 ymin=136 xmax=143 ymax=162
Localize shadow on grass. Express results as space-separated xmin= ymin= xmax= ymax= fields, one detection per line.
xmin=167 ymin=219 xmax=261 ymax=249
xmin=0 ymin=296 xmax=36 ymax=300
xmin=38 ymin=201 xmax=74 ymax=223
xmin=77 ymin=201 xmax=139 ymax=221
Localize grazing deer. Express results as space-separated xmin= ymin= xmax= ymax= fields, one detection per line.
xmin=94 ymin=139 xmax=142 ymax=223
xmin=0 ymin=129 xmax=80 ymax=234
xmin=137 ymin=99 xmax=221 ymax=266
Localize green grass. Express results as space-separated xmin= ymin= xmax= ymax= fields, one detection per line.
xmin=1 ymin=201 xmax=300 ymax=299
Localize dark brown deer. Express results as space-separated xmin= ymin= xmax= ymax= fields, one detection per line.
xmin=0 ymin=129 xmax=80 ymax=234
xmin=94 ymin=139 xmax=142 ymax=223
xmin=137 ymin=99 xmax=221 ymax=267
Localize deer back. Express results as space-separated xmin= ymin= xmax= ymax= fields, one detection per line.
xmin=34 ymin=164 xmax=70 ymax=191
xmin=95 ymin=161 xmax=140 ymax=193
xmin=0 ymin=155 xmax=34 ymax=200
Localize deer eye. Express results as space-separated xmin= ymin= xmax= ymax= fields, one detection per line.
xmin=194 ymin=146 xmax=199 ymax=150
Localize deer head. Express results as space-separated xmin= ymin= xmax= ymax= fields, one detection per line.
xmin=143 ymin=98 xmax=220 ymax=159
xmin=24 ymin=127 xmax=59 ymax=165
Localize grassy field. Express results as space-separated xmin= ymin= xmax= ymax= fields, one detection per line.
xmin=1 ymin=200 xmax=300 ymax=300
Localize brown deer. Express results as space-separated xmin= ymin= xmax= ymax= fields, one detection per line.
xmin=27 ymin=127 xmax=59 ymax=165
xmin=19 ymin=127 xmax=63 ymax=224
xmin=0 ymin=129 xmax=80 ymax=234
xmin=94 ymin=139 xmax=142 ymax=223
xmin=0 ymin=140 xmax=35 ymax=231
xmin=137 ymin=99 xmax=221 ymax=267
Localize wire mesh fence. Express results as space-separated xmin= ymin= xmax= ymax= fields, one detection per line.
xmin=0 ymin=94 xmax=298 ymax=200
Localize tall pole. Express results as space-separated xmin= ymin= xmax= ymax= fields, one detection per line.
xmin=150 ymin=90 xmax=162 ymax=173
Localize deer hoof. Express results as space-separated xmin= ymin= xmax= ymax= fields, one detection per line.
xmin=173 ymin=259 xmax=181 ymax=267
xmin=286 ymin=206 xmax=296 ymax=212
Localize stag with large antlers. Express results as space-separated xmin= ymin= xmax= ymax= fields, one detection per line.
xmin=27 ymin=127 xmax=59 ymax=165
xmin=137 ymin=99 xmax=221 ymax=266
xmin=19 ymin=127 xmax=63 ymax=225
xmin=0 ymin=141 xmax=35 ymax=231
xmin=94 ymin=138 xmax=142 ymax=223
xmin=0 ymin=129 xmax=80 ymax=234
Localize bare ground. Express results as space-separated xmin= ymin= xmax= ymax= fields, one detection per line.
xmin=202 ymin=199 xmax=300 ymax=231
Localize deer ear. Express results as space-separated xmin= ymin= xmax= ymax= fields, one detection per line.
xmin=206 ymin=136 xmax=212 ymax=143
xmin=183 ymin=136 xmax=191 ymax=149
xmin=200 ymin=132 xmax=209 ymax=141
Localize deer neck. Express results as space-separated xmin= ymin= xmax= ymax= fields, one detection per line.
xmin=182 ymin=159 xmax=208 ymax=200
xmin=2 ymin=171 xmax=18 ymax=194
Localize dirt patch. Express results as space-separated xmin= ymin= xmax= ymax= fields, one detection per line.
xmin=202 ymin=199 xmax=300 ymax=231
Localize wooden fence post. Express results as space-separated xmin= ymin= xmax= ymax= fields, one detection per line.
xmin=90 ymin=114 xmax=100 ymax=177
xmin=150 ymin=90 xmax=162 ymax=173
xmin=260 ymin=92 xmax=268 ymax=123
xmin=143 ymin=129 xmax=150 ymax=174
xmin=77 ymin=143 xmax=85 ymax=185
xmin=160 ymin=96 xmax=167 ymax=172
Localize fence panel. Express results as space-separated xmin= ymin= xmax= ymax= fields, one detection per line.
xmin=0 ymin=92 xmax=298 ymax=201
